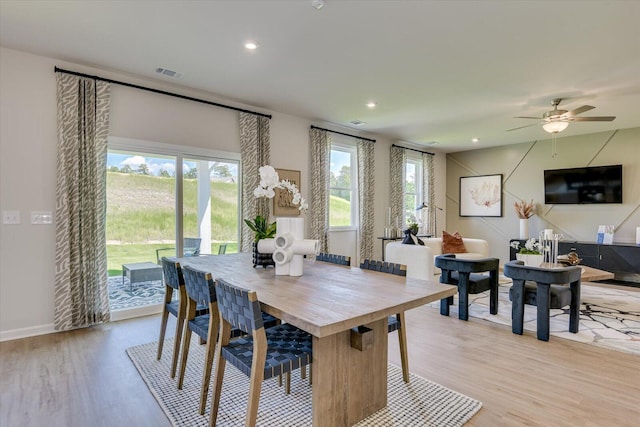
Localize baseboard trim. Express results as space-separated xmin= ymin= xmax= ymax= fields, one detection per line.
xmin=0 ymin=323 xmax=56 ymax=342
xmin=1 ymin=304 xmax=162 ymax=342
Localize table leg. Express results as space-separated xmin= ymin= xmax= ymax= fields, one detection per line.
xmin=312 ymin=318 xmax=387 ymax=426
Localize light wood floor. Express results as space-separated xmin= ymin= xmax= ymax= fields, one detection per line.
xmin=1 ymin=304 xmax=639 ymax=427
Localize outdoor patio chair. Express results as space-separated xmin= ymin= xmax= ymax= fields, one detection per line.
xmin=209 ymin=278 xmax=312 ymax=427
xmin=359 ymin=259 xmax=410 ymax=383
xmin=155 ymin=237 xmax=202 ymax=263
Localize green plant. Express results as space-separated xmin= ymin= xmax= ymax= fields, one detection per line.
xmin=244 ymin=215 xmax=276 ymax=242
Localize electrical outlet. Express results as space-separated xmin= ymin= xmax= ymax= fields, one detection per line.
xmin=3 ymin=210 xmax=21 ymax=225
xmin=31 ymin=211 xmax=53 ymax=225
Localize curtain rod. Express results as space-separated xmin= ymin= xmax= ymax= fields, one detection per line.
xmin=54 ymin=67 xmax=272 ymax=119
xmin=310 ymin=125 xmax=375 ymax=143
xmin=392 ymin=144 xmax=434 ymax=156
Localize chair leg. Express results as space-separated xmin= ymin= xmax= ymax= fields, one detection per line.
xmin=170 ymin=313 xmax=185 ymax=378
xmin=536 ymin=283 xmax=551 ymax=341
xmin=177 ymin=327 xmax=192 ymax=389
xmin=397 ymin=312 xmax=410 ymax=383
xmin=300 ymin=365 xmax=306 ymax=380
xmin=569 ymin=280 xmax=581 ymax=333
xmin=285 ymin=372 xmax=291 ymax=394
xmin=245 ymin=337 xmax=267 ymax=427
xmin=458 ymin=273 xmax=470 ymax=321
xmin=489 ymin=271 xmax=499 ymax=315
xmin=157 ymin=306 xmax=170 ymax=360
xmin=511 ymin=281 xmax=525 ymax=335
xmin=199 ymin=305 xmax=220 ymax=415
xmin=439 ymin=297 xmax=451 ymax=316
xmin=208 ymin=344 xmax=227 ymax=427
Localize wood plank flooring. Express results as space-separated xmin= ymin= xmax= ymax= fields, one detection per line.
xmin=1 ymin=303 xmax=638 ymax=426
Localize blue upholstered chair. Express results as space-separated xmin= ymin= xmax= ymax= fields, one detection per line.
xmin=157 ymin=258 xmax=208 ymax=378
xmin=503 ymin=260 xmax=582 ymax=341
xmin=209 ymin=279 xmax=312 ymax=427
xmin=359 ymin=259 xmax=410 ymax=383
xmin=435 ymin=254 xmax=500 ymax=321
xmin=316 ymin=252 xmax=351 ymax=266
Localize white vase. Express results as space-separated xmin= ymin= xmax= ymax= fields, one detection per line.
xmin=516 ymin=253 xmax=543 ymax=267
xmin=519 ymin=218 xmax=529 ymax=240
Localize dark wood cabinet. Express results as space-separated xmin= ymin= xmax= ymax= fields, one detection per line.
xmin=509 ymin=239 xmax=640 ymax=285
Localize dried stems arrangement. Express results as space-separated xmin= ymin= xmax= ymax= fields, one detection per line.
xmin=514 ymin=199 xmax=535 ymax=219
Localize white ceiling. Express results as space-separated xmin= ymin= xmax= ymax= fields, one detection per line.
xmin=1 ymin=0 xmax=639 ymax=152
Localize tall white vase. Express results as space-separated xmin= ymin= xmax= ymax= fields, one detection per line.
xmin=519 ymin=218 xmax=529 ymax=239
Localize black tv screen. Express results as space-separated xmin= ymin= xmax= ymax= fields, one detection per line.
xmin=544 ymin=165 xmax=622 ymax=204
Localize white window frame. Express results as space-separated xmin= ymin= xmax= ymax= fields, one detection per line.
xmin=404 ymin=155 xmax=423 ymax=226
xmin=329 ymin=138 xmax=359 ymax=231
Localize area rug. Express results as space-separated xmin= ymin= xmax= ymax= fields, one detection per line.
xmin=431 ymin=281 xmax=640 ymax=355
xmin=127 ymin=339 xmax=482 ymax=426
xmin=108 ymin=276 xmax=169 ymax=310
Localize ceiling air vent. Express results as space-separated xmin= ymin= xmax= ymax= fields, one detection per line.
xmin=349 ymin=120 xmax=366 ymax=126
xmin=155 ymin=67 xmax=183 ymax=79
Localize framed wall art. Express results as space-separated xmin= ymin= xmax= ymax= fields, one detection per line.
xmin=273 ymin=168 xmax=301 ymax=216
xmin=459 ymin=174 xmax=503 ymax=217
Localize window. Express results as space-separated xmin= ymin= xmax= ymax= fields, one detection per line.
xmin=404 ymin=156 xmax=423 ymax=225
xmin=329 ymin=141 xmax=358 ymax=228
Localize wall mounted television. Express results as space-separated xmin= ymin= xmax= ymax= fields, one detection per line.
xmin=544 ymin=165 xmax=622 ymax=204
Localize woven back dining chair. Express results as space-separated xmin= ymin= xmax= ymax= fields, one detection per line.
xmin=316 ymin=252 xmax=351 ymax=266
xmin=359 ymin=259 xmax=410 ymax=383
xmin=209 ymin=279 xmax=313 ymax=427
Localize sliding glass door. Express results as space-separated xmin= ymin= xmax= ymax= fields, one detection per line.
xmin=106 ymin=139 xmax=240 ymax=314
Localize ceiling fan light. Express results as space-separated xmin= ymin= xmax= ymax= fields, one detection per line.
xmin=543 ymin=121 xmax=569 ymax=134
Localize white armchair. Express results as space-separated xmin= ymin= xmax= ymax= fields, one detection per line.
xmin=386 ymin=238 xmax=489 ymax=280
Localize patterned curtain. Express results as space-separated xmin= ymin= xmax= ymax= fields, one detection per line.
xmin=389 ymin=146 xmax=406 ymax=228
xmin=239 ymin=112 xmax=271 ymax=252
xmin=54 ymin=73 xmax=111 ymax=330
xmin=309 ymin=128 xmax=331 ymax=253
xmin=421 ymin=153 xmax=436 ymax=236
xmin=357 ymin=139 xmax=375 ymax=262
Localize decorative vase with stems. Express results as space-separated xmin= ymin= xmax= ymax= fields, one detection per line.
xmin=514 ymin=199 xmax=535 ymax=239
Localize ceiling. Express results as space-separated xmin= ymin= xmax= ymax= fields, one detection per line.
xmin=1 ymin=1 xmax=639 ymax=152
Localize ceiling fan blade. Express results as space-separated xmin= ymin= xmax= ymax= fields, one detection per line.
xmin=514 ymin=116 xmax=542 ymax=120
xmin=564 ymin=105 xmax=595 ymax=117
xmin=568 ymin=116 xmax=616 ymax=122
xmin=506 ymin=122 xmax=540 ymax=132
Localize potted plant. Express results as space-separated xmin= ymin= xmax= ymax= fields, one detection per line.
xmin=510 ymin=238 xmax=543 ymax=267
xmin=244 ymin=215 xmax=277 ymax=268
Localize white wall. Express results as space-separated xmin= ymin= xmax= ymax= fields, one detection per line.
xmin=445 ymin=128 xmax=640 ymax=264
xmin=0 ymin=47 xmax=448 ymax=339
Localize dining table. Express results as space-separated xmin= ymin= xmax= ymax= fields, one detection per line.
xmin=177 ymin=252 xmax=457 ymax=427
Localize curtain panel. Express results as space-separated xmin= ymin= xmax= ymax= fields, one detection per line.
xmin=309 ymin=128 xmax=331 ymax=253
xmin=239 ymin=112 xmax=271 ymax=252
xmin=54 ymin=73 xmax=111 ymax=330
xmin=422 ymin=153 xmax=436 ymax=236
xmin=389 ymin=146 xmax=406 ymax=228
xmin=357 ymin=139 xmax=375 ymax=263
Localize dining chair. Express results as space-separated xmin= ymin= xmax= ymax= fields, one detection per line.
xmin=157 ymin=258 xmax=208 ymax=378
xmin=434 ymin=254 xmax=500 ymax=321
xmin=177 ymin=265 xmax=281 ymax=415
xmin=208 ymin=278 xmax=312 ymax=427
xmin=503 ymin=260 xmax=582 ymax=341
xmin=316 ymin=252 xmax=351 ymax=266
xmin=359 ymin=259 xmax=410 ymax=383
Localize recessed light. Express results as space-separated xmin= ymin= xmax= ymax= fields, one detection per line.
xmin=311 ymin=0 xmax=325 ymax=10
xmin=244 ymin=41 xmax=259 ymax=50
xmin=350 ymin=120 xmax=366 ymax=126
xmin=472 ymin=138 xmax=480 ymax=143
xmin=366 ymin=101 xmax=376 ymax=108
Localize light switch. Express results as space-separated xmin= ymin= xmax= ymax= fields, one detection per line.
xmin=3 ymin=210 xmax=21 ymax=225
xmin=31 ymin=211 xmax=53 ymax=225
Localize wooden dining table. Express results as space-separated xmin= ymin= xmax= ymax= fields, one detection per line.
xmin=178 ymin=252 xmax=457 ymax=427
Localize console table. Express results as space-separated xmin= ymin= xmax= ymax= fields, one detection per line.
xmin=509 ymin=239 xmax=640 ymax=285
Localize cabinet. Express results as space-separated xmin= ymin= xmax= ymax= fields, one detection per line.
xmin=509 ymin=239 xmax=640 ymax=285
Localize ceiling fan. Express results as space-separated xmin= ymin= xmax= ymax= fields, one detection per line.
xmin=507 ymin=98 xmax=616 ymax=134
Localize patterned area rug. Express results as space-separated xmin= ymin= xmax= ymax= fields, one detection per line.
xmin=108 ymin=276 xmax=170 ymax=311
xmin=127 ymin=340 xmax=482 ymax=426
xmin=431 ymin=281 xmax=640 ymax=355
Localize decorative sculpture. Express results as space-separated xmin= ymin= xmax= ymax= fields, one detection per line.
xmin=257 ymin=217 xmax=319 ymax=276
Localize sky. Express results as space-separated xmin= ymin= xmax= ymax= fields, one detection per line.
xmin=107 ymin=152 xmax=238 ymax=177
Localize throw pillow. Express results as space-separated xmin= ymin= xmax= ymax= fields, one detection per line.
xmin=442 ymin=231 xmax=467 ymax=253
